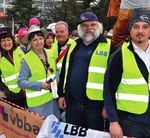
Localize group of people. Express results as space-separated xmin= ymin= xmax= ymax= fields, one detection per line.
xmin=0 ymin=6 xmax=150 ymax=138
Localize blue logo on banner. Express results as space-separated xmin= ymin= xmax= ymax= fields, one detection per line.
xmin=51 ymin=121 xmax=88 ymax=137
xmin=51 ymin=121 xmax=64 ymax=138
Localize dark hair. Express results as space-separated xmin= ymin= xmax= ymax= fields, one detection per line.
xmin=47 ymin=31 xmax=55 ymax=38
xmin=46 ymin=29 xmax=55 ymax=39
xmin=44 ymin=35 xmax=55 ymax=49
xmin=28 ymin=31 xmax=44 ymax=42
xmin=0 ymin=33 xmax=17 ymax=50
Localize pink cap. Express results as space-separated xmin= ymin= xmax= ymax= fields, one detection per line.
xmin=18 ymin=28 xmax=28 ymax=38
xmin=29 ymin=17 xmax=40 ymax=27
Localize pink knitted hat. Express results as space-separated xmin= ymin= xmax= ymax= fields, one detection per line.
xmin=29 ymin=17 xmax=40 ymax=27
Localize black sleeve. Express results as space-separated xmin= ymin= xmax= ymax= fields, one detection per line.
xmin=109 ymin=41 xmax=117 ymax=55
xmin=0 ymin=70 xmax=9 ymax=91
xmin=104 ymin=49 xmax=123 ymax=122
xmin=57 ymin=55 xmax=67 ymax=97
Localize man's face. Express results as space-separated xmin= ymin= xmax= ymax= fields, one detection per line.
xmin=80 ymin=21 xmax=98 ymax=33
xmin=79 ymin=21 xmax=99 ymax=42
xmin=130 ymin=22 xmax=150 ymax=44
xmin=55 ymin=24 xmax=69 ymax=44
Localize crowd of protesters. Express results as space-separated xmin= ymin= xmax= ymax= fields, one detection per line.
xmin=0 ymin=6 xmax=150 ymax=138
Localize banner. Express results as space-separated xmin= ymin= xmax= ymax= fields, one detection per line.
xmin=0 ymin=99 xmax=44 ymax=138
xmin=37 ymin=115 xmax=132 ymax=138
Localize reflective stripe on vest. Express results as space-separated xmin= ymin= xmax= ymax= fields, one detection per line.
xmin=8 ymin=84 xmax=18 ymax=89
xmin=0 ymin=49 xmax=23 ymax=93
xmin=121 ymin=78 xmax=147 ymax=85
xmin=86 ymin=82 xmax=103 ymax=90
xmin=24 ymin=49 xmax=56 ymax=107
xmin=2 ymin=73 xmax=19 ymax=82
xmin=88 ymin=66 xmax=106 ymax=73
xmin=57 ymin=63 xmax=62 ymax=69
xmin=116 ymin=43 xmax=149 ymax=114
xmin=116 ymin=93 xmax=148 ymax=102
xmin=64 ymin=40 xmax=111 ymax=101
xmin=26 ymin=89 xmax=49 ymax=98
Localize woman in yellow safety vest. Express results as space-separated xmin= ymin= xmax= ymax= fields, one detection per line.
xmin=18 ymin=25 xmax=60 ymax=118
xmin=0 ymin=27 xmax=26 ymax=107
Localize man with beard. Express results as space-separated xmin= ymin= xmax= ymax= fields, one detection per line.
xmin=58 ymin=11 xmax=114 ymax=131
xmin=104 ymin=8 xmax=150 ymax=138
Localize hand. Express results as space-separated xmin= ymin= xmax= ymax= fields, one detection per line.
xmin=41 ymin=82 xmax=51 ymax=90
xmin=102 ymin=107 xmax=108 ymax=119
xmin=109 ymin=122 xmax=123 ymax=138
xmin=58 ymin=97 xmax=66 ymax=110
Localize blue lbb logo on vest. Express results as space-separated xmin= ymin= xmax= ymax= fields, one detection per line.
xmin=96 ymin=50 xmax=108 ymax=56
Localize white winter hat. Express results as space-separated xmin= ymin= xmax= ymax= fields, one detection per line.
xmin=47 ymin=23 xmax=56 ymax=34
xmin=25 ymin=25 xmax=48 ymax=42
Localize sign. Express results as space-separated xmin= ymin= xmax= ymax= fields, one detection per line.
xmin=0 ymin=99 xmax=44 ymax=138
xmin=37 ymin=115 xmax=132 ymax=138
